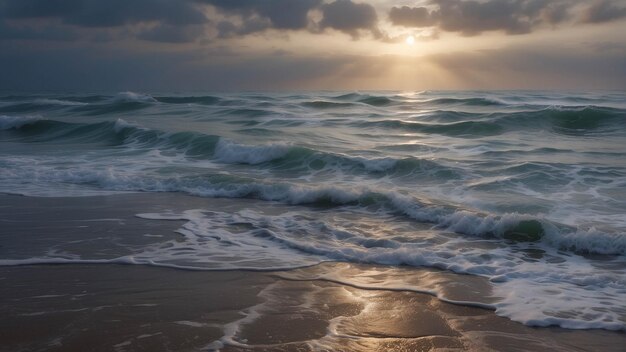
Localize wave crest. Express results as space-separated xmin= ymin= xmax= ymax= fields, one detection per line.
xmin=215 ymin=139 xmax=292 ymax=165
xmin=0 ymin=115 xmax=42 ymax=130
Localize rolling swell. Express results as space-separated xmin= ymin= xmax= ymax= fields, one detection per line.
xmin=1 ymin=116 xmax=221 ymax=152
xmin=508 ymin=106 xmax=625 ymax=133
xmin=210 ymin=138 xmax=459 ymax=179
xmin=154 ymin=95 xmax=221 ymax=105
xmin=356 ymin=119 xmax=504 ymax=137
xmin=7 ymin=157 xmax=623 ymax=255
xmin=424 ymin=97 xmax=506 ymax=106
xmin=358 ymin=96 xmax=395 ymax=106
xmin=0 ymin=115 xmax=459 ymax=178
xmin=301 ymin=101 xmax=356 ymax=109
xmin=355 ymin=105 xmax=625 ymax=136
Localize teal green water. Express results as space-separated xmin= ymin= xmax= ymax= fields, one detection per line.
xmin=1 ymin=90 xmax=625 ymax=330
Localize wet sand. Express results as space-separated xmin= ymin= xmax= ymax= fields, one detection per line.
xmin=1 ymin=264 xmax=624 ymax=351
xmin=0 ymin=193 xmax=624 ymax=351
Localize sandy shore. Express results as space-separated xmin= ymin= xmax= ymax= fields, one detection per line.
xmin=0 ymin=193 xmax=624 ymax=351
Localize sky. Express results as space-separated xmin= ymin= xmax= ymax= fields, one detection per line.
xmin=0 ymin=0 xmax=625 ymax=91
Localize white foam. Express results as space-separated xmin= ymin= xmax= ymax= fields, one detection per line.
xmin=113 ymin=118 xmax=142 ymax=133
xmin=137 ymin=209 xmax=626 ymax=331
xmin=214 ymin=139 xmax=291 ymax=165
xmin=34 ymin=98 xmax=88 ymax=106
xmin=0 ymin=115 xmax=41 ymax=130
xmin=113 ymin=91 xmax=157 ymax=103
xmin=1 ymin=156 xmax=624 ymax=256
xmin=3 ymin=200 xmax=625 ymax=331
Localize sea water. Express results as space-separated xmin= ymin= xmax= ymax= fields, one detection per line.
xmin=1 ymin=90 xmax=625 ymax=330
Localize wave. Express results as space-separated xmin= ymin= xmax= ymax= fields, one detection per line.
xmin=33 ymin=98 xmax=89 ymax=106
xmin=154 ymin=95 xmax=221 ymax=105
xmin=0 ymin=115 xmax=42 ymax=130
xmin=328 ymin=93 xmax=397 ymax=106
xmin=332 ymin=92 xmax=363 ymax=100
xmin=113 ymin=91 xmax=157 ymax=103
xmin=215 ymin=108 xmax=270 ymax=118
xmin=3 ymin=157 xmax=623 ymax=255
xmin=1 ymin=116 xmax=221 ymax=154
xmin=423 ymin=97 xmax=506 ymax=106
xmin=537 ymin=105 xmax=624 ymax=131
xmin=215 ymin=139 xmax=292 ymax=165
xmin=2 ymin=116 xmax=461 ymax=178
xmin=491 ymin=105 xmax=624 ymax=129
xmin=356 ymin=119 xmax=504 ymax=137
xmin=358 ymin=96 xmax=395 ymax=106
xmin=301 ymin=101 xmax=356 ymax=109
xmin=356 ymin=105 xmax=625 ymax=136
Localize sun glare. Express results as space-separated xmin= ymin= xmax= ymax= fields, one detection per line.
xmin=405 ymin=35 xmax=415 ymax=46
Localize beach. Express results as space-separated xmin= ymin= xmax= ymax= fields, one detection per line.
xmin=1 ymin=193 xmax=624 ymax=351
xmin=2 ymin=0 xmax=626 ymax=348
xmin=1 ymin=90 xmax=626 ymax=350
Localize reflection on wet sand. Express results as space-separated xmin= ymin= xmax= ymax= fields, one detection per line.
xmin=2 ymin=263 xmax=624 ymax=352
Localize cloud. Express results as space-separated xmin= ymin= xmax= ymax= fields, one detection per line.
xmin=0 ymin=0 xmax=383 ymax=43
xmin=579 ymin=0 xmax=626 ymax=24
xmin=207 ymin=0 xmax=381 ymax=39
xmin=214 ymin=17 xmax=273 ymax=38
xmin=319 ymin=0 xmax=379 ymax=37
xmin=388 ymin=0 xmax=578 ymax=35
xmin=388 ymin=6 xmax=436 ymax=28
xmin=203 ymin=0 xmax=321 ymax=30
xmin=0 ymin=0 xmax=208 ymax=27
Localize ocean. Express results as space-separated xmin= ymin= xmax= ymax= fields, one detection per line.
xmin=1 ymin=90 xmax=625 ymax=332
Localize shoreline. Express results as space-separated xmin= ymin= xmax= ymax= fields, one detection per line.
xmin=2 ymin=263 xmax=624 ymax=351
xmin=1 ymin=193 xmax=624 ymax=351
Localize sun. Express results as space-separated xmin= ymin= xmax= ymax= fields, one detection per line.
xmin=405 ymin=35 xmax=415 ymax=46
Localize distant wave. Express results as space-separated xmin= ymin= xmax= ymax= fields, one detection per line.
xmin=355 ymin=119 xmax=505 ymax=137
xmin=0 ymin=115 xmax=42 ymax=130
xmin=154 ymin=95 xmax=221 ymax=105
xmin=355 ymin=105 xmax=625 ymax=137
xmin=330 ymin=92 xmax=397 ymax=105
xmin=512 ymin=105 xmax=625 ymax=132
xmin=2 ymin=116 xmax=463 ymax=178
xmin=33 ymin=98 xmax=89 ymax=106
xmin=303 ymin=94 xmax=397 ymax=108
xmin=358 ymin=96 xmax=395 ymax=106
xmin=301 ymin=101 xmax=356 ymax=109
xmin=215 ymin=139 xmax=292 ymax=165
xmin=113 ymin=91 xmax=157 ymax=103
xmin=422 ymin=97 xmax=506 ymax=106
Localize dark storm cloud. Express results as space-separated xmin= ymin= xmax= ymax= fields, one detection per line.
xmin=580 ymin=0 xmax=626 ymax=24
xmin=388 ymin=0 xmax=592 ymax=35
xmin=0 ymin=0 xmax=207 ymax=27
xmin=206 ymin=0 xmax=380 ymax=38
xmin=0 ymin=0 xmax=384 ymax=43
xmin=435 ymin=0 xmax=538 ymax=35
xmin=215 ymin=17 xmax=271 ymax=38
xmin=319 ymin=0 xmax=379 ymax=37
xmin=389 ymin=6 xmax=435 ymax=28
xmin=202 ymin=0 xmax=321 ymax=30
